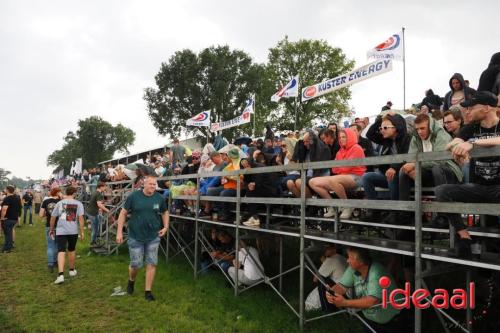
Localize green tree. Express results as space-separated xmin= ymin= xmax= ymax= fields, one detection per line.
xmin=266 ymin=37 xmax=355 ymax=130
xmin=0 ymin=168 xmax=11 ymax=190
xmin=47 ymin=116 xmax=135 ymax=173
xmin=144 ymin=45 xmax=268 ymax=142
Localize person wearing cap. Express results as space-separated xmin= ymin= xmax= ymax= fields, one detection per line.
xmin=435 ymin=91 xmax=500 ymax=257
xmin=216 ymin=148 xmax=243 ymax=222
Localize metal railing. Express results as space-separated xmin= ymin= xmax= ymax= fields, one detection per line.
xmin=115 ymin=146 xmax=500 ymax=332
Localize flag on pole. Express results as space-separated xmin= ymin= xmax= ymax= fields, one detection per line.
xmin=243 ymin=94 xmax=255 ymax=114
xmin=186 ymin=110 xmax=211 ymax=127
xmin=271 ymin=75 xmax=299 ymax=102
xmin=367 ymin=31 xmax=404 ymax=61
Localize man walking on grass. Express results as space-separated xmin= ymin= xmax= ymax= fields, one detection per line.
xmin=116 ymin=175 xmax=169 ymax=301
xmin=50 ymin=186 xmax=85 ymax=284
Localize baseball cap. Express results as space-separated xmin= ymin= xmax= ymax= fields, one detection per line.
xmin=460 ymin=91 xmax=498 ymax=108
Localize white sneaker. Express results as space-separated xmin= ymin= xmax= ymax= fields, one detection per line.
xmin=324 ymin=207 xmax=336 ymax=218
xmin=243 ymin=217 xmax=260 ymax=227
xmin=340 ymin=207 xmax=353 ymax=219
xmin=54 ymin=275 xmax=64 ymax=284
xmin=69 ymin=269 xmax=77 ymax=277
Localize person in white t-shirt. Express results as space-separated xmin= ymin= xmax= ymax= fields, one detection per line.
xmin=228 ymin=240 xmax=264 ymax=286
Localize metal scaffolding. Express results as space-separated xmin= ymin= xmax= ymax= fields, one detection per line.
xmin=103 ymin=146 xmax=500 ymax=332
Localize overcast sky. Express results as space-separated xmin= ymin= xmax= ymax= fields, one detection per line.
xmin=1 ymin=0 xmax=498 ymax=180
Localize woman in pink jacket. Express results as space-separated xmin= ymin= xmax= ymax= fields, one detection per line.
xmin=309 ymin=128 xmax=366 ymax=219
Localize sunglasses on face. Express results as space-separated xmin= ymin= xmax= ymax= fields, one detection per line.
xmin=379 ymin=126 xmax=395 ymax=131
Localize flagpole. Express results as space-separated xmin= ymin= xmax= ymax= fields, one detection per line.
xmin=294 ymin=97 xmax=298 ymax=131
xmin=402 ymin=26 xmax=406 ymax=111
xmin=253 ymin=94 xmax=256 ymax=137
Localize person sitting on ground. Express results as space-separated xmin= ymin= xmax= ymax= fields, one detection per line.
xmin=309 ymin=128 xmax=366 ymax=219
xmin=435 ymin=91 xmax=500 ymax=257
xmin=398 ymin=114 xmax=462 ymax=222
xmin=326 ymin=247 xmax=403 ymax=331
xmin=319 ymin=128 xmax=341 ymax=161
xmin=287 ymin=130 xmax=331 ymax=199
xmin=305 ymin=245 xmax=347 ymax=311
xmin=209 ymin=230 xmax=235 ymax=274
xmin=443 ymin=107 xmax=464 ymax=138
xmin=49 ymin=186 xmax=85 ymax=284
xmin=228 ymin=239 xmax=265 ymax=286
xmin=361 ymin=112 xmax=411 ymax=222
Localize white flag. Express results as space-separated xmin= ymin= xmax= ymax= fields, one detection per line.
xmin=243 ymin=95 xmax=255 ymax=114
xmin=271 ymin=75 xmax=299 ymax=102
xmin=186 ymin=110 xmax=211 ymax=127
xmin=367 ymin=31 xmax=404 ymax=61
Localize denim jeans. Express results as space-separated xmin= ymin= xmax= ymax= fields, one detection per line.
xmin=88 ymin=214 xmax=101 ymax=243
xmin=399 ymin=164 xmax=457 ymax=201
xmin=23 ymin=205 xmax=33 ymax=224
xmin=2 ymin=219 xmax=17 ymax=251
xmin=361 ymin=171 xmax=399 ymax=200
xmin=45 ymin=227 xmax=57 ymax=265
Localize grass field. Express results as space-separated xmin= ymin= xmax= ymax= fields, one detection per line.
xmin=0 ymin=214 xmax=356 ymax=333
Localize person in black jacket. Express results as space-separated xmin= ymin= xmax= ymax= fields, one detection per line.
xmin=287 ymin=130 xmax=331 ymax=198
xmin=361 ymin=112 xmax=411 ymax=223
xmin=241 ymin=160 xmax=279 ymax=226
xmin=421 ymin=89 xmax=443 ymax=111
xmin=443 ymin=73 xmax=476 ymax=112
xmin=477 ymin=52 xmax=500 ymax=99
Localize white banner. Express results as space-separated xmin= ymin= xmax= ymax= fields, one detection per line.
xmin=271 ymin=75 xmax=299 ymax=102
xmin=367 ymin=31 xmax=404 ymax=61
xmin=186 ymin=110 xmax=211 ymax=127
xmin=301 ymin=60 xmax=393 ymax=101
xmin=210 ymin=111 xmax=251 ymax=132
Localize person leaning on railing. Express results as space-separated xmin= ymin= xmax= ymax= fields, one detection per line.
xmin=435 ymin=91 xmax=500 ymax=257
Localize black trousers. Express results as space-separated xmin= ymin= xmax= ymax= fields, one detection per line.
xmin=245 ymin=188 xmax=274 ymax=218
xmin=435 ymin=183 xmax=500 ymax=231
xmin=399 ymin=164 xmax=458 ymax=201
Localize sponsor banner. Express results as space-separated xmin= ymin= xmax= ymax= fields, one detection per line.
xmin=301 ymin=60 xmax=392 ymax=101
xmin=367 ymin=31 xmax=404 ymax=61
xmin=210 ymin=111 xmax=251 ymax=132
xmin=271 ymin=75 xmax=299 ymax=102
xmin=186 ymin=110 xmax=211 ymax=127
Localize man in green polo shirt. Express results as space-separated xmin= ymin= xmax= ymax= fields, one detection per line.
xmin=116 ymin=175 xmax=169 ymax=301
xmin=326 ymin=247 xmax=403 ymax=332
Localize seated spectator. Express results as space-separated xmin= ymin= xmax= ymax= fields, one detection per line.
xmin=320 ymin=128 xmax=340 ymax=161
xmin=309 ymin=128 xmax=366 ymax=219
xmin=381 ymin=100 xmax=393 ymax=111
xmin=262 ymin=138 xmax=275 ymax=155
xmin=349 ymin=123 xmax=374 ymax=160
xmin=361 ymin=113 xmax=411 ymax=223
xmin=435 ymin=92 xmax=500 ymax=257
xmin=241 ymin=159 xmax=279 ymax=227
xmin=398 ymin=114 xmax=462 ymax=221
xmin=202 ymin=152 xmax=228 ymax=217
xmin=326 ymin=247 xmax=403 ymax=331
xmin=287 ymin=130 xmax=331 ymax=199
xmin=228 ymin=239 xmax=265 ymax=286
xmin=216 ymin=148 xmax=244 ymax=222
xmin=305 ymin=245 xmax=347 ymax=311
xmin=273 ymin=137 xmax=283 ymax=156
xmin=443 ymin=107 xmax=464 ymax=138
xmin=276 ymin=141 xmax=300 ymax=193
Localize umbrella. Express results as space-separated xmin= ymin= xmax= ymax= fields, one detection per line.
xmin=234 ymin=136 xmax=252 ymax=146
